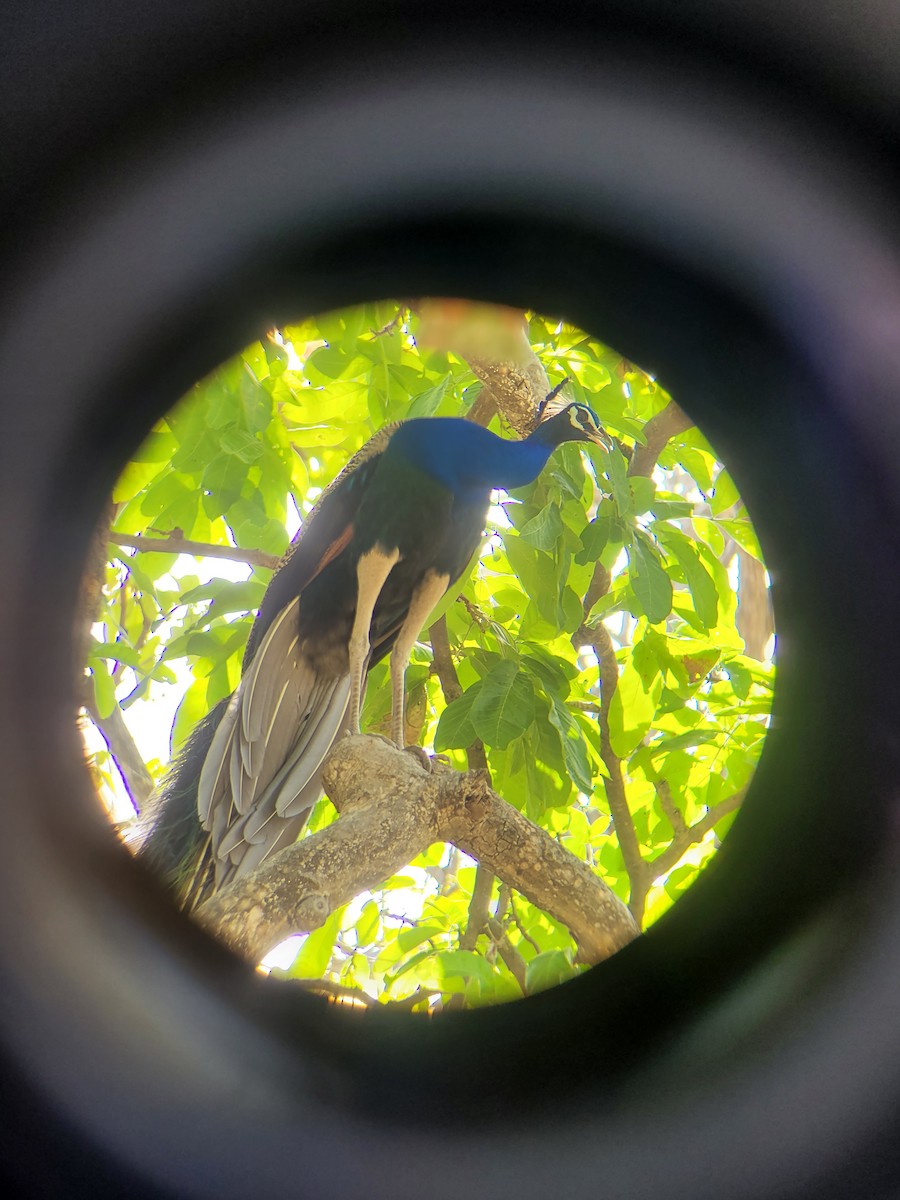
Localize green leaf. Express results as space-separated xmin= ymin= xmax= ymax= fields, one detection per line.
xmin=170 ymin=678 xmax=210 ymax=753
xmin=607 ymin=654 xmax=663 ymax=758
xmin=520 ymin=645 xmax=577 ymax=695
xmin=304 ymin=345 xmax=353 ymax=383
xmin=604 ymin=446 xmax=633 ymax=517
xmin=406 ymin=376 xmax=448 ymax=418
xmin=89 ymin=641 xmax=141 ymax=669
xmin=648 ymin=728 xmax=721 ymax=755
xmin=677 ymin=445 xmax=714 ymax=493
xmin=437 ymin=950 xmax=497 ymax=987
xmin=180 ymin=578 xmax=266 ymax=613
xmin=130 ymin=432 xmax=176 ymax=463
xmin=201 ymin=455 xmax=247 ymax=514
xmin=709 ymin=467 xmax=740 ymax=515
xmin=434 ymin=684 xmax=482 ymax=751
xmin=470 ymin=661 xmax=535 ymax=749
xmin=547 ymin=696 xmax=594 ymax=794
xmin=627 ymin=535 xmax=673 ymax=624
xmin=503 ymin=533 xmax=549 ymax=598
xmin=518 ymin=502 xmax=565 ymax=551
xmin=219 ymin=427 xmax=264 ymax=463
xmin=628 ymin=475 xmax=656 ymax=515
xmin=649 ymin=498 xmax=695 ymax=520
xmin=716 ymin=517 xmax=764 ymax=561
xmin=90 ymin=661 xmax=118 ymax=720
xmin=576 ymin=505 xmax=616 ymax=565
xmin=525 ymin=950 xmax=576 ymax=995
xmin=139 ymin=473 xmax=193 ymax=520
xmin=396 ymin=925 xmax=443 ymax=954
xmin=726 ymin=660 xmax=753 ymax=699
xmin=239 ymin=369 xmax=274 ymax=434
xmin=656 ymin=527 xmax=719 ymax=629
xmin=286 ymin=907 xmax=344 ymax=979
xmin=355 ymin=900 xmax=380 ymax=945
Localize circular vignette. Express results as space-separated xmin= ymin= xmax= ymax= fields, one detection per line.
xmin=2 ymin=31 xmax=900 ymax=1200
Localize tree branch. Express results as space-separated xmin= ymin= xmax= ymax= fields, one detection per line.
xmin=574 ymin=563 xmax=648 ymax=920
xmin=412 ymin=299 xmax=549 ymax=435
xmin=110 ymin=532 xmax=280 ymax=571
xmin=736 ymin=550 xmax=774 ymax=661
xmin=467 ymin=349 xmax=550 ymax=437
xmin=81 ymin=683 xmax=154 ymax=813
xmin=587 ymin=620 xmax=650 ymax=920
xmin=654 ymin=778 xmax=687 ymax=837
xmin=627 ymin=399 xmax=693 ymax=478
xmin=647 ymin=788 xmax=746 ymax=880
xmin=429 ymin=614 xmax=489 ymax=772
xmin=486 ymin=918 xmax=527 ymax=992
xmin=196 ymin=735 xmax=639 ymax=965
xmin=77 ymin=501 xmax=116 ymax=682
xmin=459 ymin=864 xmax=495 ymax=952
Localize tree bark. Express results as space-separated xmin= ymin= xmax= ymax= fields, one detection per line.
xmin=196 ymin=735 xmax=640 ymax=965
xmin=736 ymin=550 xmax=774 ymax=660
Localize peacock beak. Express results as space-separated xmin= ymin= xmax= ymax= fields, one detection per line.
xmin=586 ymin=426 xmax=614 ymax=453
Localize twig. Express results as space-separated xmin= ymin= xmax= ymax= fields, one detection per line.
xmin=371 ymin=307 xmax=406 ymax=338
xmin=110 ymin=531 xmax=280 ymax=571
xmin=655 ymin=778 xmax=687 ymax=836
xmin=486 ymin=918 xmax=527 ymax=992
xmin=647 ymin=789 xmax=746 ymax=880
xmin=508 ymin=893 xmax=542 ymax=957
xmin=574 ymin=565 xmax=648 ymax=920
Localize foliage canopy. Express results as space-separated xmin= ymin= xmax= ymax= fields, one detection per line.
xmin=86 ymin=301 xmax=773 ymax=1010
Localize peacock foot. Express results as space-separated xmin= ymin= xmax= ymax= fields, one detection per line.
xmin=403 ymin=745 xmax=451 ymax=772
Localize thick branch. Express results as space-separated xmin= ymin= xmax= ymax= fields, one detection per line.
xmin=437 ymin=768 xmax=639 ymax=962
xmin=196 ymin=736 xmax=638 ymax=965
xmin=736 ymin=550 xmax=774 ymax=661
xmin=467 ymin=347 xmax=549 ymax=437
xmin=627 ymin=400 xmax=693 ymax=478
xmin=412 ymin=300 xmax=548 ymax=435
xmin=110 ymin=531 xmax=280 ymax=571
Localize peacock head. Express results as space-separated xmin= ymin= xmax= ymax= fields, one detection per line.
xmin=531 ymin=401 xmax=614 ymax=452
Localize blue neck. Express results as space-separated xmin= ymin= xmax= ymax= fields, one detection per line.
xmin=389 ymin=419 xmax=556 ymax=496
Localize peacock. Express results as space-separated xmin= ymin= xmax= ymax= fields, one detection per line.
xmin=139 ymin=398 xmax=612 ymax=908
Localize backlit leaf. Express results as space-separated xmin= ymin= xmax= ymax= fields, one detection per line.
xmin=470 ymin=661 xmax=535 ymax=749
xmin=627 ymin=535 xmax=673 ymax=624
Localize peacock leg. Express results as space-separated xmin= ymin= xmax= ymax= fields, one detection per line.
xmin=389 ymin=570 xmax=450 ymax=746
xmin=348 ymin=546 xmax=401 ymax=734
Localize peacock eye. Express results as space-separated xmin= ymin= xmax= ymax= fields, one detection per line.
xmin=93 ymin=298 xmax=772 ymax=1014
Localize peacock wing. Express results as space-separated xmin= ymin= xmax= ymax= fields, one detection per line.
xmin=243 ymin=423 xmax=400 ymax=666
xmin=197 ymin=595 xmax=351 ymax=886
xmin=196 ymin=425 xmax=402 ymax=887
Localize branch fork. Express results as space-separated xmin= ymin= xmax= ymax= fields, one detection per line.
xmin=196 ymin=734 xmax=640 ymax=966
